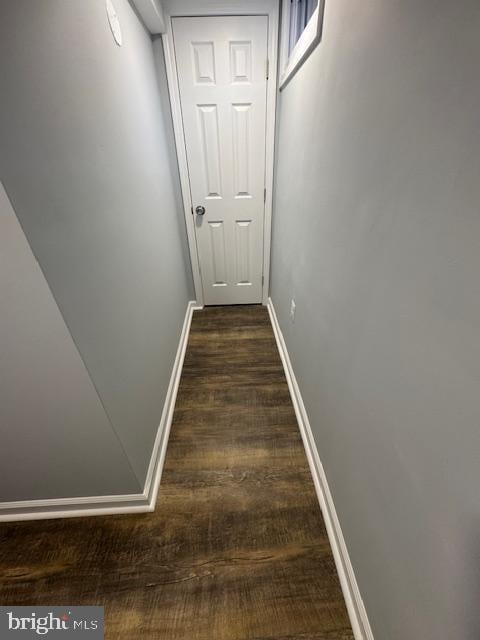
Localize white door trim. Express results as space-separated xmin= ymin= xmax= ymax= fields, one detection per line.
xmin=161 ymin=0 xmax=279 ymax=307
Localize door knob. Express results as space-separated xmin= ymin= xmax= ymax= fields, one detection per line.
xmin=195 ymin=205 xmax=206 ymax=216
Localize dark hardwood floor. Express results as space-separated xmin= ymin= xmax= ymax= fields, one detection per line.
xmin=0 ymin=305 xmax=353 ymax=639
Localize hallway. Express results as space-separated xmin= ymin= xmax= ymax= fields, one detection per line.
xmin=2 ymin=0 xmax=480 ymax=635
xmin=0 ymin=306 xmax=353 ymax=639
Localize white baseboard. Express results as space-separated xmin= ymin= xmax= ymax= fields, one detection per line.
xmin=142 ymin=300 xmax=202 ymax=510
xmin=0 ymin=300 xmax=201 ymax=523
xmin=267 ymin=298 xmax=374 ymax=640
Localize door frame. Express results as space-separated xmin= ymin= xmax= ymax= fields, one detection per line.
xmin=161 ymin=0 xmax=280 ymax=307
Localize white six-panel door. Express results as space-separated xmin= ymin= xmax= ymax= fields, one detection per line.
xmin=172 ymin=16 xmax=268 ymax=305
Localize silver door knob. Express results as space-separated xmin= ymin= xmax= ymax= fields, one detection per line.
xmin=195 ymin=205 xmax=206 ymax=216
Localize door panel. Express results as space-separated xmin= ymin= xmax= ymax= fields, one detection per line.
xmin=173 ymin=16 xmax=268 ymax=305
xmin=198 ymin=104 xmax=222 ymax=198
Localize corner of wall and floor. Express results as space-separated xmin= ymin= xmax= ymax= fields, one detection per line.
xmin=267 ymin=299 xmax=374 ymax=640
xmin=0 ymin=296 xmax=200 ymax=522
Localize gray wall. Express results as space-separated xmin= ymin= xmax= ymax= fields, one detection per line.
xmin=0 ymin=182 xmax=140 ymax=501
xmin=0 ymin=0 xmax=193 ymax=499
xmin=271 ymin=0 xmax=480 ymax=637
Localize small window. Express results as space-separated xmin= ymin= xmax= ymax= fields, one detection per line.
xmin=280 ymin=0 xmax=325 ymax=89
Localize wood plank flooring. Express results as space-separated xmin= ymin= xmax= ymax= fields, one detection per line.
xmin=0 ymin=305 xmax=353 ymax=640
